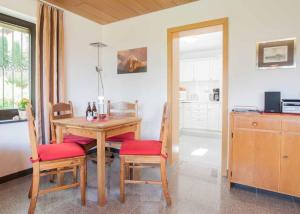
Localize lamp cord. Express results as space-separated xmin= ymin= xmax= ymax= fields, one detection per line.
xmin=97 ymin=46 xmax=104 ymax=97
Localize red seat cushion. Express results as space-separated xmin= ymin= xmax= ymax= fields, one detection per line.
xmin=63 ymin=134 xmax=96 ymax=145
xmin=120 ymin=140 xmax=162 ymax=156
xmin=106 ymin=132 xmax=135 ymax=142
xmin=38 ymin=143 xmax=85 ymax=161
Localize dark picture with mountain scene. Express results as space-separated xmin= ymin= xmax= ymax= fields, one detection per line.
xmin=117 ymin=47 xmax=147 ymax=74
xmin=257 ymin=38 xmax=295 ymax=69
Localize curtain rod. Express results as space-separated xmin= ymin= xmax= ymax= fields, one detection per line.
xmin=39 ymin=0 xmax=64 ymax=12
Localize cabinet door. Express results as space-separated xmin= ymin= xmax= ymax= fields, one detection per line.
xmin=231 ymin=129 xmax=255 ymax=186
xmin=207 ymin=104 xmax=220 ymax=131
xmin=254 ymin=131 xmax=280 ymax=191
xmin=210 ymin=56 xmax=222 ymax=81
xmin=279 ymin=133 xmax=300 ymax=197
xmin=180 ymin=61 xmax=194 ymax=82
xmin=193 ymin=60 xmax=210 ymax=81
xmin=179 ymin=103 xmax=184 ymax=129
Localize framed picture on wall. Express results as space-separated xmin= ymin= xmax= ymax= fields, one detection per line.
xmin=117 ymin=47 xmax=147 ymax=74
xmin=257 ymin=38 xmax=296 ymax=69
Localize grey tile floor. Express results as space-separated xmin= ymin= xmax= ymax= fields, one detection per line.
xmin=0 ymin=134 xmax=299 ymax=214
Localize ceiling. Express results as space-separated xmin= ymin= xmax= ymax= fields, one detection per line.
xmin=45 ymin=0 xmax=198 ymax=25
xmin=180 ymin=28 xmax=223 ymax=53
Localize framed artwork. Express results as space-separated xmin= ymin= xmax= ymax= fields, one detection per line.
xmin=117 ymin=47 xmax=147 ymax=74
xmin=257 ymin=38 xmax=296 ymax=69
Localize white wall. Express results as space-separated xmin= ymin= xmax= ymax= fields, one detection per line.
xmin=102 ymin=0 xmax=300 ymax=139
xmin=0 ymin=0 xmax=102 ymax=177
xmin=64 ymin=10 xmax=102 ymax=115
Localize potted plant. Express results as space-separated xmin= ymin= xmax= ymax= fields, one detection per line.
xmin=18 ymin=98 xmax=30 ymax=120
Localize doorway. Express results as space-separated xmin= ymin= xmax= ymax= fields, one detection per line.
xmin=167 ymin=18 xmax=228 ymax=176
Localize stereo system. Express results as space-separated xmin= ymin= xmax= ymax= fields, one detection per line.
xmin=264 ymin=92 xmax=300 ymax=114
xmin=264 ymin=92 xmax=281 ymax=113
xmin=282 ymin=99 xmax=300 ymax=114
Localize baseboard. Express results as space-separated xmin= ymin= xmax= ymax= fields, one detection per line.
xmin=0 ymin=168 xmax=32 ymax=184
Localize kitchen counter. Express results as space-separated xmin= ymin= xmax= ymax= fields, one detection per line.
xmin=180 ymin=101 xmax=221 ymax=131
xmin=180 ymin=100 xmax=220 ymax=104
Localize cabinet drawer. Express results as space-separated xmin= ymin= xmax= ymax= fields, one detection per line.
xmin=234 ymin=115 xmax=281 ymax=130
xmin=234 ymin=116 xmax=253 ymax=129
xmin=282 ymin=119 xmax=300 ymax=132
xmin=253 ymin=117 xmax=281 ymax=131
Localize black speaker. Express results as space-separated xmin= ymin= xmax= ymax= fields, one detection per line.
xmin=264 ymin=92 xmax=281 ymax=113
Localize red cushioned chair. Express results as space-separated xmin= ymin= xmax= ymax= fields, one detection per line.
xmin=49 ymin=101 xmax=97 ymax=183
xmin=49 ymin=101 xmax=97 ymax=153
xmin=26 ymin=104 xmax=86 ymax=214
xmin=105 ymin=100 xmax=138 ymax=149
xmin=119 ymin=103 xmax=171 ymax=206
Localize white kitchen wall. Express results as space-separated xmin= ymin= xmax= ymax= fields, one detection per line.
xmin=101 ymin=0 xmax=300 ymax=139
xmin=0 ymin=0 xmax=102 ymax=177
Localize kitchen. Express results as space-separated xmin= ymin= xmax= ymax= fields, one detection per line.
xmin=179 ymin=28 xmax=222 ymax=169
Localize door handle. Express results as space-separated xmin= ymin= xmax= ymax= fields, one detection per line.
xmin=252 ymin=122 xmax=258 ymax=127
xmin=282 ymin=155 xmax=289 ymax=159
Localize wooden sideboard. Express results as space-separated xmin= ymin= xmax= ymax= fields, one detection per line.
xmin=229 ymin=112 xmax=300 ymax=197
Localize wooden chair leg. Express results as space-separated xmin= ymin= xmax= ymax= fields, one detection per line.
xmin=72 ymin=166 xmax=78 ymax=183
xmin=28 ymin=181 xmax=32 ymax=199
xmin=49 ymin=174 xmax=55 ymax=183
xmin=120 ymin=156 xmax=125 ymax=203
xmin=85 ymin=158 xmax=88 ymax=185
xmin=57 ymin=168 xmax=64 ymax=185
xmin=125 ymin=163 xmax=130 ymax=180
xmin=80 ymin=158 xmax=87 ymax=206
xmin=160 ymin=158 xmax=171 ymax=206
xmin=28 ymin=165 xmax=40 ymax=214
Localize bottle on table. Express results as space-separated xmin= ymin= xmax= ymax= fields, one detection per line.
xmin=92 ymin=102 xmax=98 ymax=119
xmin=86 ymin=102 xmax=93 ymax=120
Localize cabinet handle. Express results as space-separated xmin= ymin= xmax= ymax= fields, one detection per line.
xmin=252 ymin=122 xmax=258 ymax=127
xmin=282 ymin=155 xmax=289 ymax=159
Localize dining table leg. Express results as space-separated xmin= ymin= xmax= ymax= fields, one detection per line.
xmin=97 ymin=131 xmax=106 ymax=206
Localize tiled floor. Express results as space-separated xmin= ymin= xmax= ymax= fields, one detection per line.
xmin=0 ymin=134 xmax=299 ymax=214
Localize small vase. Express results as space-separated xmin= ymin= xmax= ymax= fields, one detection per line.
xmin=18 ymin=110 xmax=27 ymax=120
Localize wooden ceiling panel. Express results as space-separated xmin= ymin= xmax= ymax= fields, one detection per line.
xmin=84 ymin=0 xmax=139 ymax=20
xmin=45 ymin=0 xmax=198 ymax=24
xmin=77 ymin=3 xmax=117 ymax=23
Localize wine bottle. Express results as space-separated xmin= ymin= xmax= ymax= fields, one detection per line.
xmin=86 ymin=102 xmax=92 ymax=119
xmin=92 ymin=102 xmax=98 ymax=119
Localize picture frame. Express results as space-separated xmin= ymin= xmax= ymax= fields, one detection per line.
xmin=257 ymin=38 xmax=296 ymax=69
xmin=117 ymin=47 xmax=147 ymax=74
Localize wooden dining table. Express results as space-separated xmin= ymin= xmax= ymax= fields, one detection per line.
xmin=52 ymin=116 xmax=141 ymax=206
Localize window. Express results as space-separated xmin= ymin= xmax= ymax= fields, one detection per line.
xmin=0 ymin=13 xmax=35 ymax=121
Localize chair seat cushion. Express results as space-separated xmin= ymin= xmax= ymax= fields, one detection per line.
xmin=63 ymin=134 xmax=96 ymax=145
xmin=38 ymin=143 xmax=85 ymax=161
xmin=120 ymin=140 xmax=162 ymax=156
xmin=106 ymin=132 xmax=135 ymax=142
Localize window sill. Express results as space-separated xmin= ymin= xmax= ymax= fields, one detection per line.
xmin=0 ymin=119 xmax=27 ymax=125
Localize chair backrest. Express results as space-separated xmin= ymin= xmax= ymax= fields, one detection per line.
xmin=107 ymin=100 xmax=138 ymax=117
xmin=26 ymin=104 xmax=39 ymax=161
xmin=160 ymin=103 xmax=170 ymax=157
xmin=49 ymin=101 xmax=74 ymax=141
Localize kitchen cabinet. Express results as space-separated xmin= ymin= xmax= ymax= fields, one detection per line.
xmin=254 ymin=131 xmax=280 ymax=191
xmin=207 ymin=104 xmax=220 ymax=130
xmin=279 ymin=120 xmax=300 ymax=197
xmin=231 ymin=128 xmax=255 ymax=186
xmin=180 ymin=57 xmax=221 ymax=82
xmin=180 ymin=102 xmax=220 ymax=131
xmin=230 ymin=113 xmax=300 ymax=197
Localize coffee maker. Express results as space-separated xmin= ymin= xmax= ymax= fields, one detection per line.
xmin=213 ymin=88 xmax=220 ymax=101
